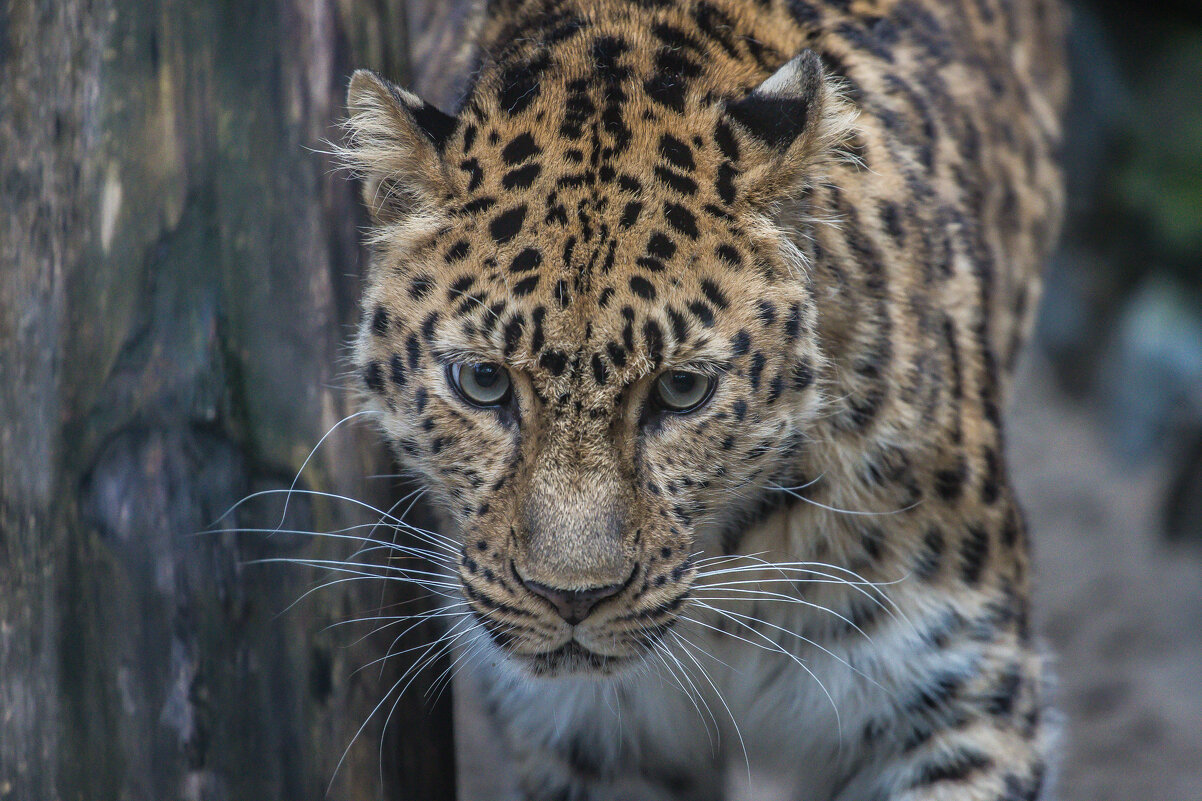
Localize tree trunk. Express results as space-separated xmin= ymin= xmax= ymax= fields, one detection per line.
xmin=0 ymin=1 xmax=459 ymax=798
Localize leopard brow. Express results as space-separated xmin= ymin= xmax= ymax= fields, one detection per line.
xmin=431 ymin=346 xmax=507 ymax=367
xmin=664 ymin=359 xmax=732 ymax=377
xmin=431 ymin=344 xmax=732 ymax=375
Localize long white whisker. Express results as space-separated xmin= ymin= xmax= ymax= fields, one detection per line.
xmin=690 ymin=587 xmax=875 ymax=642
xmin=679 ymin=614 xmax=787 ymax=659
xmin=694 ymin=555 xmax=913 ymax=627
xmin=427 ymin=624 xmax=497 ymax=706
xmin=695 ymin=563 xmax=902 ymax=588
xmin=372 ymin=487 xmax=434 ymax=620
xmin=219 ymin=409 xmax=381 ymax=531
xmin=329 ymin=618 xmax=466 ymax=795
xmin=226 ymin=488 xmax=458 ymax=553
xmin=223 ymin=524 xmax=454 ymax=565
xmin=246 ymin=557 xmax=458 ymax=586
xmin=325 ymin=603 xmax=469 ymax=637
xmin=279 ymin=574 xmax=460 ymax=617
xmin=649 ymin=637 xmax=717 ymax=753
xmin=671 ymin=631 xmax=752 ymax=783
xmin=357 ymin=615 xmax=474 ymax=680
xmin=695 ymin=570 xmax=903 ymax=613
xmin=349 ymin=607 xmax=468 ymax=652
xmin=688 ymin=604 xmax=844 ymax=743
xmin=696 ymin=573 xmax=899 ymax=615
xmin=767 ymin=483 xmax=922 ymax=518
xmin=694 ymin=602 xmax=888 ymax=697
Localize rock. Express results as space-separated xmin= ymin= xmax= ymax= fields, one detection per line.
xmin=1100 ymin=276 xmax=1202 ymax=461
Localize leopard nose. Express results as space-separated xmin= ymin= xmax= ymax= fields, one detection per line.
xmin=520 ymin=578 xmax=626 ymax=625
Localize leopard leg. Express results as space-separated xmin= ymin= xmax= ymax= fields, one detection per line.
xmin=860 ymin=647 xmax=1057 ymax=801
xmin=874 ymin=725 xmax=1050 ymax=801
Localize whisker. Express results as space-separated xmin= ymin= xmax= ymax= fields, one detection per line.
xmin=689 ymin=587 xmax=874 ymax=643
xmin=693 ymin=554 xmax=913 ymax=627
xmin=694 ymin=574 xmax=899 ymax=622
xmin=679 ymin=613 xmax=781 ymax=657
xmin=687 ymin=604 xmax=844 ymax=743
xmin=373 ymin=487 xmax=434 ymax=618
xmin=211 ymin=523 xmax=455 ymax=565
xmin=356 ymin=614 xmax=474 ymax=681
xmin=324 ymin=603 xmax=469 ymax=637
xmin=696 ymin=565 xmax=901 ymax=590
xmin=246 ymin=557 xmax=459 ymax=586
xmin=427 ymin=624 xmax=498 ymax=706
xmin=330 ymin=617 xmax=468 ymax=795
xmin=209 ymin=409 xmax=382 ymax=531
xmin=766 ymin=483 xmax=922 ymax=518
xmin=223 ymin=488 xmax=458 ymax=553
xmin=693 ymin=602 xmax=889 ymax=697
xmin=671 ymin=632 xmax=752 ymax=783
xmin=389 ymin=623 xmax=475 ymax=703
xmin=349 ymin=606 xmax=470 ymax=651
xmin=648 ymin=637 xmax=718 ymax=753
xmin=278 ymin=574 xmax=460 ymax=618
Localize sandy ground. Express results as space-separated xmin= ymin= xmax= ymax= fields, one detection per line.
xmin=1009 ymin=354 xmax=1202 ymax=801
xmin=453 ymin=353 xmax=1202 ymax=800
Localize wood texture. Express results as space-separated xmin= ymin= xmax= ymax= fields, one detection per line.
xmin=0 ymin=2 xmax=459 ymax=798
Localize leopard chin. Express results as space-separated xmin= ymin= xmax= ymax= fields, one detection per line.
xmin=515 ymin=641 xmax=635 ymax=679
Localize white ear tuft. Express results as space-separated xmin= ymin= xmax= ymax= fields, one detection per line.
xmin=721 ymin=51 xmax=857 ymax=206
xmin=341 ymin=69 xmax=459 ymax=223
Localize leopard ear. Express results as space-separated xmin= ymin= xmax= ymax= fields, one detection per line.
xmin=343 ymin=69 xmax=459 ymax=223
xmin=721 ymin=51 xmax=851 ymax=206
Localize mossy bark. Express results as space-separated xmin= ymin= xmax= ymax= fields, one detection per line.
xmin=0 ymin=2 xmax=456 ymax=799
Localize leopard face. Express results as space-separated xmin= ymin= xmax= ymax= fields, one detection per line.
xmin=346 ymin=35 xmax=852 ymax=677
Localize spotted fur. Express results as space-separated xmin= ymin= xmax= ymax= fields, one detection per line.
xmin=344 ymin=0 xmax=1067 ymax=798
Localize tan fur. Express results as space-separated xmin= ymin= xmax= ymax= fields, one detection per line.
xmin=345 ymin=0 xmax=1067 ymax=797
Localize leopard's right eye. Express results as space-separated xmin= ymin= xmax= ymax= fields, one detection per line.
xmin=651 ymin=370 xmax=716 ymax=414
xmin=448 ymin=362 xmax=512 ymax=407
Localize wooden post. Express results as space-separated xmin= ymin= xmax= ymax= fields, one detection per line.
xmin=0 ymin=1 xmax=458 ymax=798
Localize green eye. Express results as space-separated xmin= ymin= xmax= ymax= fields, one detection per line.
xmin=449 ymin=362 xmax=512 ymax=407
xmin=653 ymin=370 xmax=715 ymax=414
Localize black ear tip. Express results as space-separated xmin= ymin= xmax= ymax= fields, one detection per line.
xmin=346 ymin=69 xmax=458 ymax=149
xmin=409 ymin=100 xmax=458 ymax=150
xmin=724 ymin=51 xmax=824 ymax=149
xmin=725 ymin=92 xmax=811 ymax=149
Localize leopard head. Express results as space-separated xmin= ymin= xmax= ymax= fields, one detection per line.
xmin=345 ymin=36 xmax=851 ymax=677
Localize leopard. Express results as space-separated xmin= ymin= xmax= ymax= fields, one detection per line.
xmin=341 ymin=0 xmax=1068 ymax=798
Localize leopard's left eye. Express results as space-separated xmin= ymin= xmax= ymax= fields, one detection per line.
xmin=448 ymin=362 xmax=512 ymax=407
xmin=652 ymin=370 xmax=716 ymax=414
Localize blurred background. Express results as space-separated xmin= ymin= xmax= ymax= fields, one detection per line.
xmin=1011 ymin=2 xmax=1202 ymax=798
xmin=1 ymin=1 xmax=1199 ymax=800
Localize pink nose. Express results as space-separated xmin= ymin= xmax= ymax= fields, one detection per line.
xmin=520 ymin=578 xmax=626 ymax=625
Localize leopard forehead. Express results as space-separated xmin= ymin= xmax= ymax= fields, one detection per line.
xmin=360 ymin=28 xmax=826 ymax=394
xmin=388 ymin=158 xmax=803 ymax=388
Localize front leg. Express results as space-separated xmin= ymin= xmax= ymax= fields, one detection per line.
xmin=864 ymin=647 xmax=1055 ymax=801
xmin=878 ymin=723 xmax=1049 ymax=801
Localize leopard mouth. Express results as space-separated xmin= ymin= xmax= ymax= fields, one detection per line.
xmin=482 ymin=616 xmax=682 ymax=678
xmin=520 ymin=641 xmax=631 ymax=677
xmin=465 ymin=571 xmax=690 ymax=677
